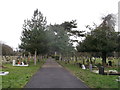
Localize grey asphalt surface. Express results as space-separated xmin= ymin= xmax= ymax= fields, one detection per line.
xmin=24 ymin=58 xmax=89 ymax=88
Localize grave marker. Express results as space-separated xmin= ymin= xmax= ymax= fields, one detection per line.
xmin=21 ymin=62 xmax=24 ymax=65
xmin=108 ymin=61 xmax=112 ymax=66
xmin=12 ymin=60 xmax=16 ymax=66
xmin=89 ymin=64 xmax=92 ymax=72
xmin=0 ymin=71 xmax=9 ymax=75
xmin=99 ymin=66 xmax=104 ymax=75
xmin=82 ymin=64 xmax=86 ymax=69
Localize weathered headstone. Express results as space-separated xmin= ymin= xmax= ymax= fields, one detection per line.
xmin=89 ymin=64 xmax=92 ymax=72
xmin=3 ymin=56 xmax=6 ymax=61
xmin=108 ymin=61 xmax=112 ymax=66
xmin=99 ymin=66 xmax=104 ymax=75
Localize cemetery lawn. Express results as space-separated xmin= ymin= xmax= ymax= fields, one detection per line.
xmin=57 ymin=61 xmax=119 ymax=88
xmin=2 ymin=60 xmax=45 ymax=88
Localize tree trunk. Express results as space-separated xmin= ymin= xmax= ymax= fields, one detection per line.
xmin=28 ymin=52 xmax=31 ymax=64
xmin=102 ymin=52 xmax=107 ymax=66
xmin=90 ymin=57 xmax=92 ymax=64
xmin=59 ymin=54 xmax=62 ymax=61
xmin=75 ymin=55 xmax=77 ymax=62
xmin=83 ymin=58 xmax=85 ymax=65
xmin=34 ymin=50 xmax=37 ymax=65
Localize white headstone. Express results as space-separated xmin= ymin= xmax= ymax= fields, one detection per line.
xmin=82 ymin=64 xmax=86 ymax=69
xmin=13 ymin=60 xmax=16 ymax=66
xmin=0 ymin=71 xmax=9 ymax=75
xmin=21 ymin=62 xmax=24 ymax=65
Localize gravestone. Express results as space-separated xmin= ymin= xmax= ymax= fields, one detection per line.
xmin=99 ymin=66 xmax=104 ymax=75
xmin=108 ymin=61 xmax=112 ymax=66
xmin=3 ymin=56 xmax=6 ymax=61
xmin=82 ymin=64 xmax=86 ymax=69
xmin=21 ymin=62 xmax=24 ymax=65
xmin=12 ymin=60 xmax=16 ymax=66
xmin=89 ymin=64 xmax=92 ymax=72
xmin=0 ymin=71 xmax=9 ymax=75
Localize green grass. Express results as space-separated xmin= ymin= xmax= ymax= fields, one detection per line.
xmin=1 ymin=59 xmax=46 ymax=88
xmin=58 ymin=61 xmax=119 ymax=88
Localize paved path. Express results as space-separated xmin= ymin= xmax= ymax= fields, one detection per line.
xmin=24 ymin=58 xmax=89 ymax=88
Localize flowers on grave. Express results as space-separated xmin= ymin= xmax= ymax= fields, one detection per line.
xmin=23 ymin=60 xmax=27 ymax=65
xmin=109 ymin=70 xmax=118 ymax=73
xmin=18 ymin=61 xmax=21 ymax=65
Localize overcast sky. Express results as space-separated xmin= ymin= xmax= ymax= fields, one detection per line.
xmin=0 ymin=0 xmax=119 ymax=50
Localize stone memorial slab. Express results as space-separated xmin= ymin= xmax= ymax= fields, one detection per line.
xmin=89 ymin=64 xmax=92 ymax=72
xmin=108 ymin=61 xmax=112 ymax=66
xmin=12 ymin=60 xmax=16 ymax=66
xmin=13 ymin=64 xmax=29 ymax=66
xmin=99 ymin=66 xmax=104 ymax=75
xmin=82 ymin=64 xmax=86 ymax=69
xmin=0 ymin=71 xmax=9 ymax=75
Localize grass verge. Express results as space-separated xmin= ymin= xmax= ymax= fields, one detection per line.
xmin=57 ymin=61 xmax=119 ymax=88
xmin=2 ymin=60 xmax=45 ymax=88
